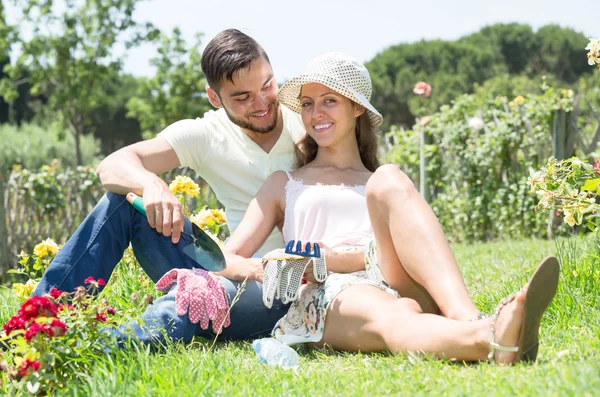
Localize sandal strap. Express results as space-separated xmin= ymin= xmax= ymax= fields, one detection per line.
xmin=487 ymin=292 xmax=520 ymax=362
xmin=490 ymin=342 xmax=519 ymax=352
xmin=468 ymin=312 xmax=489 ymax=322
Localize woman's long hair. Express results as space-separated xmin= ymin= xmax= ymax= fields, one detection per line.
xmin=294 ymin=111 xmax=380 ymax=172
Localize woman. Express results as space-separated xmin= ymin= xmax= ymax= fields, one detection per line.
xmin=223 ymin=52 xmax=559 ymax=364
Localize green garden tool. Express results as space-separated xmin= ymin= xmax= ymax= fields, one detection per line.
xmin=126 ymin=193 xmax=226 ymax=272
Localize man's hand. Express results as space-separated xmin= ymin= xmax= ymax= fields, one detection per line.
xmin=142 ymin=176 xmax=184 ymax=244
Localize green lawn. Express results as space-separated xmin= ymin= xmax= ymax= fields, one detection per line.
xmin=1 ymin=236 xmax=599 ymax=396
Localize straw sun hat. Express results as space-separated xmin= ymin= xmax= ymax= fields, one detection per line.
xmin=278 ymin=52 xmax=383 ymax=131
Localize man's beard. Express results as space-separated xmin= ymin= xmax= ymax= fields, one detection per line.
xmin=223 ymin=101 xmax=280 ymax=133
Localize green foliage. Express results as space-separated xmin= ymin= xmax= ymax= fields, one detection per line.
xmin=0 ymin=0 xmax=159 ymax=164
xmin=384 ymin=86 xmax=582 ymax=241
xmin=126 ymin=28 xmax=211 ymax=138
xmin=529 ymin=157 xmax=600 ymax=229
xmin=0 ymin=123 xmax=100 ymax=171
xmin=368 ymin=23 xmax=592 ymax=131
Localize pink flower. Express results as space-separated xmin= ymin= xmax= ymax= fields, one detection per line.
xmin=85 ymin=276 xmax=106 ymax=288
xmin=594 ymin=158 xmax=600 ymax=173
xmin=413 ymin=81 xmax=432 ymax=97
xmin=18 ymin=359 xmax=41 ymax=378
xmin=95 ymin=313 xmax=107 ymax=322
xmin=420 ymin=116 xmax=431 ymax=126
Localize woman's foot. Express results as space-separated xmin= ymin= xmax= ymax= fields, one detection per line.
xmin=489 ymin=287 xmax=527 ymax=365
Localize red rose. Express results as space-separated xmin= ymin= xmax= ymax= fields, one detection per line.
xmin=24 ymin=321 xmax=44 ymax=341
xmin=18 ymin=296 xmax=58 ymax=321
xmin=49 ymin=288 xmax=64 ymax=300
xmin=45 ymin=319 xmax=68 ymax=337
xmin=3 ymin=314 xmax=27 ymax=336
xmin=107 ymin=307 xmax=117 ymax=316
xmin=95 ymin=313 xmax=107 ymax=322
xmin=58 ymin=303 xmax=75 ymax=312
xmin=18 ymin=359 xmax=41 ymax=378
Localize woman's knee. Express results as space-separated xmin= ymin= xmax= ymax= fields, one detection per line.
xmin=375 ymin=298 xmax=423 ymax=331
xmin=366 ymin=165 xmax=416 ymax=202
xmin=373 ymin=298 xmax=423 ymax=351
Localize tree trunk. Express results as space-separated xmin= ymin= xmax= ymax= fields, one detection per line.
xmin=74 ymin=117 xmax=83 ymax=166
xmin=547 ymin=109 xmax=569 ymax=238
xmin=0 ymin=170 xmax=14 ymax=275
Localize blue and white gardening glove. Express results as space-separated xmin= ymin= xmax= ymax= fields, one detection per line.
xmin=261 ymin=247 xmax=327 ymax=308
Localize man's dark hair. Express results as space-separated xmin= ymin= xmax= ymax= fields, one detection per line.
xmin=201 ymin=29 xmax=270 ymax=93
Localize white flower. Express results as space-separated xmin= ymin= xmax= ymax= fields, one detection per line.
xmin=468 ymin=117 xmax=484 ymax=132
xmin=586 ymin=38 xmax=600 ymax=66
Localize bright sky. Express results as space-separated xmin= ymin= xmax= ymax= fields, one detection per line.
xmin=125 ymin=0 xmax=599 ymax=82
xmin=5 ymin=0 xmax=600 ymax=83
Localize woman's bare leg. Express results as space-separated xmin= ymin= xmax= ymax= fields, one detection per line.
xmin=317 ymin=285 xmax=525 ymax=364
xmin=365 ymin=164 xmax=479 ymax=320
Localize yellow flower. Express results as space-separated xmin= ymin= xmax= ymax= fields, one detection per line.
xmin=11 ymin=164 xmax=23 ymax=173
xmin=514 ymin=95 xmax=525 ymax=105
xmin=509 ymin=101 xmax=515 ymax=107
xmin=211 ymin=209 xmax=227 ymax=224
xmin=33 ymin=238 xmax=60 ymax=259
xmin=190 ymin=208 xmax=227 ymax=228
xmin=563 ymin=209 xmax=577 ymax=227
xmin=12 ymin=279 xmax=38 ymax=301
xmin=169 ymin=176 xmax=200 ymax=197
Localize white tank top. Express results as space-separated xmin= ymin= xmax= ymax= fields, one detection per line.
xmin=281 ymin=171 xmax=374 ymax=248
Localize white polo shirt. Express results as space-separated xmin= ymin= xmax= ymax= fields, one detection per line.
xmin=159 ymin=105 xmax=306 ymax=256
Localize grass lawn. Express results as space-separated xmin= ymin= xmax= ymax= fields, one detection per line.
xmin=1 ymin=236 xmax=599 ymax=396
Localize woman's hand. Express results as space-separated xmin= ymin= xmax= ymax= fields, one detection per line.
xmin=307 ymin=241 xmax=366 ymax=278
xmin=302 ymin=241 xmax=332 ymax=284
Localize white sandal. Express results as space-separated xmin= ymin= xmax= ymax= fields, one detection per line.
xmin=487 ymin=256 xmax=560 ymax=363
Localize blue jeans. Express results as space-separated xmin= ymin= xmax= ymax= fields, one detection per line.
xmin=34 ymin=192 xmax=288 ymax=344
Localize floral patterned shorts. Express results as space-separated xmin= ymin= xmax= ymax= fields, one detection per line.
xmin=272 ymin=239 xmax=400 ymax=346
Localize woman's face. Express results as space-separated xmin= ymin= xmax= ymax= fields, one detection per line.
xmin=300 ymin=83 xmax=364 ymax=148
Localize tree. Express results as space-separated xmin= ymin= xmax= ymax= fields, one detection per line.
xmin=0 ymin=0 xmax=12 ymax=123
xmin=126 ymin=28 xmax=211 ymax=138
xmin=90 ymin=72 xmax=142 ymax=155
xmin=367 ymin=23 xmax=592 ymax=131
xmin=0 ymin=0 xmax=158 ymax=165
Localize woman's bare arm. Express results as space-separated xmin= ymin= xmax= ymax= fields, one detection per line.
xmin=217 ymin=171 xmax=288 ymax=282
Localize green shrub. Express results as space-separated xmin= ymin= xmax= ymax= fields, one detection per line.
xmin=0 ymin=123 xmax=101 ymax=171
xmin=383 ymin=85 xmax=584 ymax=241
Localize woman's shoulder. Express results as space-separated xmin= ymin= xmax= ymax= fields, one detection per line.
xmin=261 ymin=170 xmax=293 ymax=192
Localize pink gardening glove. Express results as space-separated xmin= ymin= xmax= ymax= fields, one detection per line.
xmin=155 ymin=268 xmax=231 ymax=333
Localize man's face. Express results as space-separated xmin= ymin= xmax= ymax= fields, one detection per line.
xmin=214 ymin=57 xmax=280 ymax=133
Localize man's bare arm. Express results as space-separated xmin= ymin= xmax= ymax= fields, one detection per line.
xmin=96 ymin=136 xmax=185 ymax=243
xmin=96 ymin=136 xmax=180 ymax=195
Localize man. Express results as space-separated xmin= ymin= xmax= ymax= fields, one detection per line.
xmin=33 ymin=29 xmax=306 ymax=344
